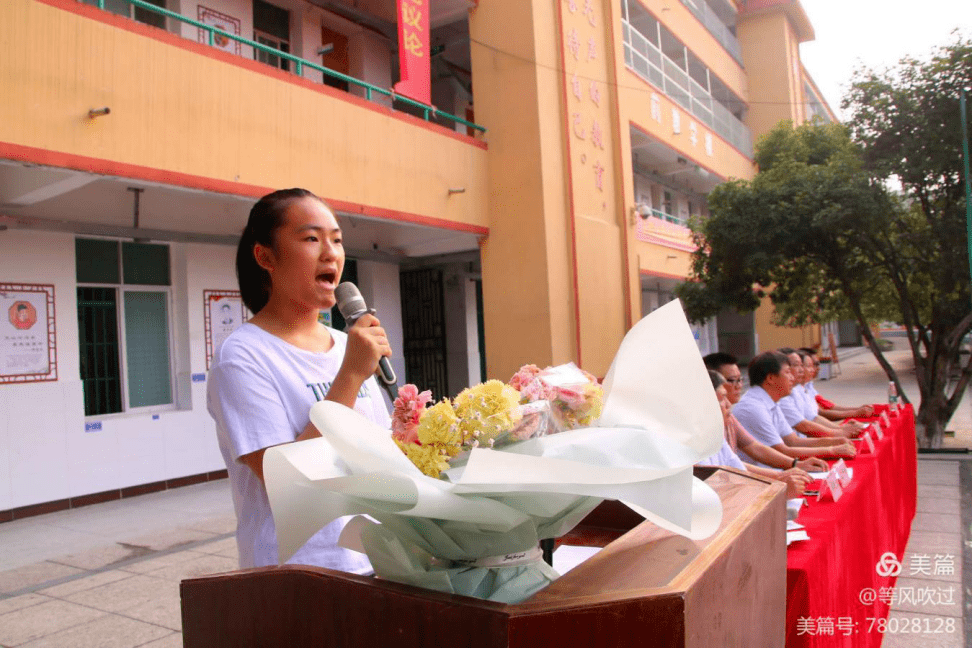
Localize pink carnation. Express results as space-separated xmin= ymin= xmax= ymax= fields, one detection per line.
xmin=392 ymin=384 xmax=432 ymax=445
xmin=509 ymin=364 xmax=542 ymax=391
xmin=520 ymin=377 xmax=557 ymax=403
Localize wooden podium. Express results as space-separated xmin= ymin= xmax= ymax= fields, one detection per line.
xmin=181 ymin=468 xmax=786 ymax=647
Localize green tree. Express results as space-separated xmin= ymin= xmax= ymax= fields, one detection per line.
xmin=678 ymin=46 xmax=972 ymax=448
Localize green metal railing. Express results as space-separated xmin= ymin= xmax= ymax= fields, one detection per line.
xmin=651 ymin=208 xmax=686 ymax=226
xmin=91 ymin=0 xmax=486 ymax=134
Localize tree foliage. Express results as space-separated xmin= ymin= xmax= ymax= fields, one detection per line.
xmin=677 ymin=35 xmax=972 ymax=447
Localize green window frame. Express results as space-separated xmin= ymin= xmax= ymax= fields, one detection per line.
xmin=76 ymin=238 xmax=174 ymax=416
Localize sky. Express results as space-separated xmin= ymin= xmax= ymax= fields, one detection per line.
xmin=797 ymin=0 xmax=972 ymax=120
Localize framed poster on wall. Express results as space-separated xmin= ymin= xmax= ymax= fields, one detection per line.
xmin=204 ymin=290 xmax=248 ymax=369
xmin=197 ymin=6 xmax=242 ymax=55
xmin=0 ymin=283 xmax=57 ymax=384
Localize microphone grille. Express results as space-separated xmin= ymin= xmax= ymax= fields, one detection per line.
xmin=334 ymin=282 xmax=367 ymax=319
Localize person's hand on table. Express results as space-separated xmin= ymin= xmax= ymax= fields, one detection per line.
xmin=832 ymin=441 xmax=857 ymax=458
xmin=853 ymin=405 xmax=875 ymax=418
xmin=776 ymin=469 xmax=813 ymax=497
xmin=840 ymin=420 xmax=866 ymax=437
xmin=797 ymin=456 xmax=829 ymax=472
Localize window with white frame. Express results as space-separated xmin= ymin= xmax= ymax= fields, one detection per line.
xmin=75 ymin=238 xmax=174 ymax=416
xmin=253 ymin=0 xmax=291 ymax=72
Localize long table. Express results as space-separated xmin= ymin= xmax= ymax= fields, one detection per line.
xmin=785 ymin=404 xmax=917 ymax=647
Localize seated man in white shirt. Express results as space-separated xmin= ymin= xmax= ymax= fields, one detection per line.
xmin=697 ymin=370 xmax=812 ymax=497
xmin=800 ymin=347 xmax=875 ymax=420
xmin=777 ymin=348 xmax=863 ymax=439
xmin=703 ymin=352 xmax=829 ymax=473
xmin=733 ymin=351 xmax=856 ymax=468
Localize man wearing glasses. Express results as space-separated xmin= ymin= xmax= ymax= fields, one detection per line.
xmin=704 ymin=352 xmax=831 ymax=471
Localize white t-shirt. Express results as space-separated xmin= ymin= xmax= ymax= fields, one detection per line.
xmin=698 ymin=438 xmax=747 ymax=471
xmin=207 ymin=322 xmax=390 ymax=571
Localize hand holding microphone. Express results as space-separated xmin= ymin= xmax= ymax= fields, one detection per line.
xmin=335 ymin=283 xmax=397 ymax=400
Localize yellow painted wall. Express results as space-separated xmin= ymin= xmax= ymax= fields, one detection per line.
xmin=754 ymin=297 xmax=821 ymax=352
xmin=0 ymin=0 xmax=487 ymax=228
xmin=618 ymin=69 xmax=755 ymax=181
xmin=738 ymin=7 xmax=824 ymax=353
xmin=635 ymin=240 xmax=692 ymax=278
xmin=737 ymin=10 xmax=798 ymax=142
xmin=473 ymin=0 xmax=628 ymax=380
xmin=471 ymin=0 xmax=574 ymax=381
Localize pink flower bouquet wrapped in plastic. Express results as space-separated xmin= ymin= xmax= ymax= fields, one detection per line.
xmin=512 ymin=362 xmax=604 ymax=431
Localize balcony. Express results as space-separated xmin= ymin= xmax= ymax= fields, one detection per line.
xmin=5 ymin=0 xmax=489 ymax=237
xmin=78 ymin=0 xmax=483 ymax=136
xmin=622 ymin=1 xmax=753 ymax=158
xmin=677 ymin=0 xmax=744 ymax=65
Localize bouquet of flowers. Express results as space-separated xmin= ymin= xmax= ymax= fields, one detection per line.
xmin=389 ymin=364 xmax=603 ymax=479
xmin=264 ymin=301 xmax=724 ymax=603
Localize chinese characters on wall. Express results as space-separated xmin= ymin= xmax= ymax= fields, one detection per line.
xmin=562 ymin=0 xmax=615 ymax=208
xmin=0 ymin=284 xmax=57 ymax=384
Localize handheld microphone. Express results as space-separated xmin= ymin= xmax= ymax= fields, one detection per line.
xmin=334 ymin=282 xmax=398 ymax=397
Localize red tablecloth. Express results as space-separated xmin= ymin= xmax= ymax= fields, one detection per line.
xmin=785 ymin=404 xmax=917 ymax=647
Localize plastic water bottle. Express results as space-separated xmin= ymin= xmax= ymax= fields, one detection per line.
xmin=888 ymin=381 xmax=899 ymax=414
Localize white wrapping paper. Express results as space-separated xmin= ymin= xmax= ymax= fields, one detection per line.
xmin=264 ymin=300 xmax=724 ymax=602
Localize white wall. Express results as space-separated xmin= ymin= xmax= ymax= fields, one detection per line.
xmin=464 ymin=278 xmax=482 ymax=386
xmin=0 ymin=231 xmax=237 ymax=511
xmin=356 ymin=259 xmax=405 ymax=406
xmin=348 ymin=29 xmax=393 ymax=107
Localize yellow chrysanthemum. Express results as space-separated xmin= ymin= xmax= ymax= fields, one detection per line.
xmin=416 ymin=400 xmax=462 ymax=457
xmin=396 ymin=440 xmax=451 ymax=478
xmin=453 ymin=380 xmax=523 ymax=447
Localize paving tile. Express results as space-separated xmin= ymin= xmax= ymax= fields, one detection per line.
xmin=118 ymin=549 xmax=210 ymax=575
xmin=50 ymin=543 xmax=154 ymax=570
xmin=888 ymin=577 xmax=962 ymax=617
xmin=910 ymin=512 xmax=961 ymax=535
xmin=38 ymin=569 xmax=135 ymax=598
xmin=191 ymin=536 xmax=238 ymax=559
xmin=880 ymin=610 xmax=963 ymax=647
xmin=137 ymin=632 xmax=183 ymax=648
xmin=184 ymin=515 xmax=237 ymax=535
xmin=904 ymin=531 xmax=963 ymax=557
xmin=0 ymin=599 xmax=106 ymax=646
xmin=916 ymin=460 xmax=959 ymax=477
xmin=63 ymin=574 xmax=174 ymax=614
xmin=916 ymin=471 xmax=960 ymax=486
xmin=140 ymin=553 xmax=238 ymax=583
xmin=18 ymin=613 xmax=174 ymax=648
xmin=916 ymin=485 xmax=961 ymax=500
xmin=914 ymin=497 xmax=960 ymax=515
xmin=117 ymin=528 xmax=217 ymax=552
xmin=0 ymin=561 xmax=84 ymax=595
xmin=0 ymin=522 xmax=112 ymax=573
xmin=121 ymin=589 xmax=182 ymax=631
xmin=0 ymin=592 xmax=52 ymax=616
